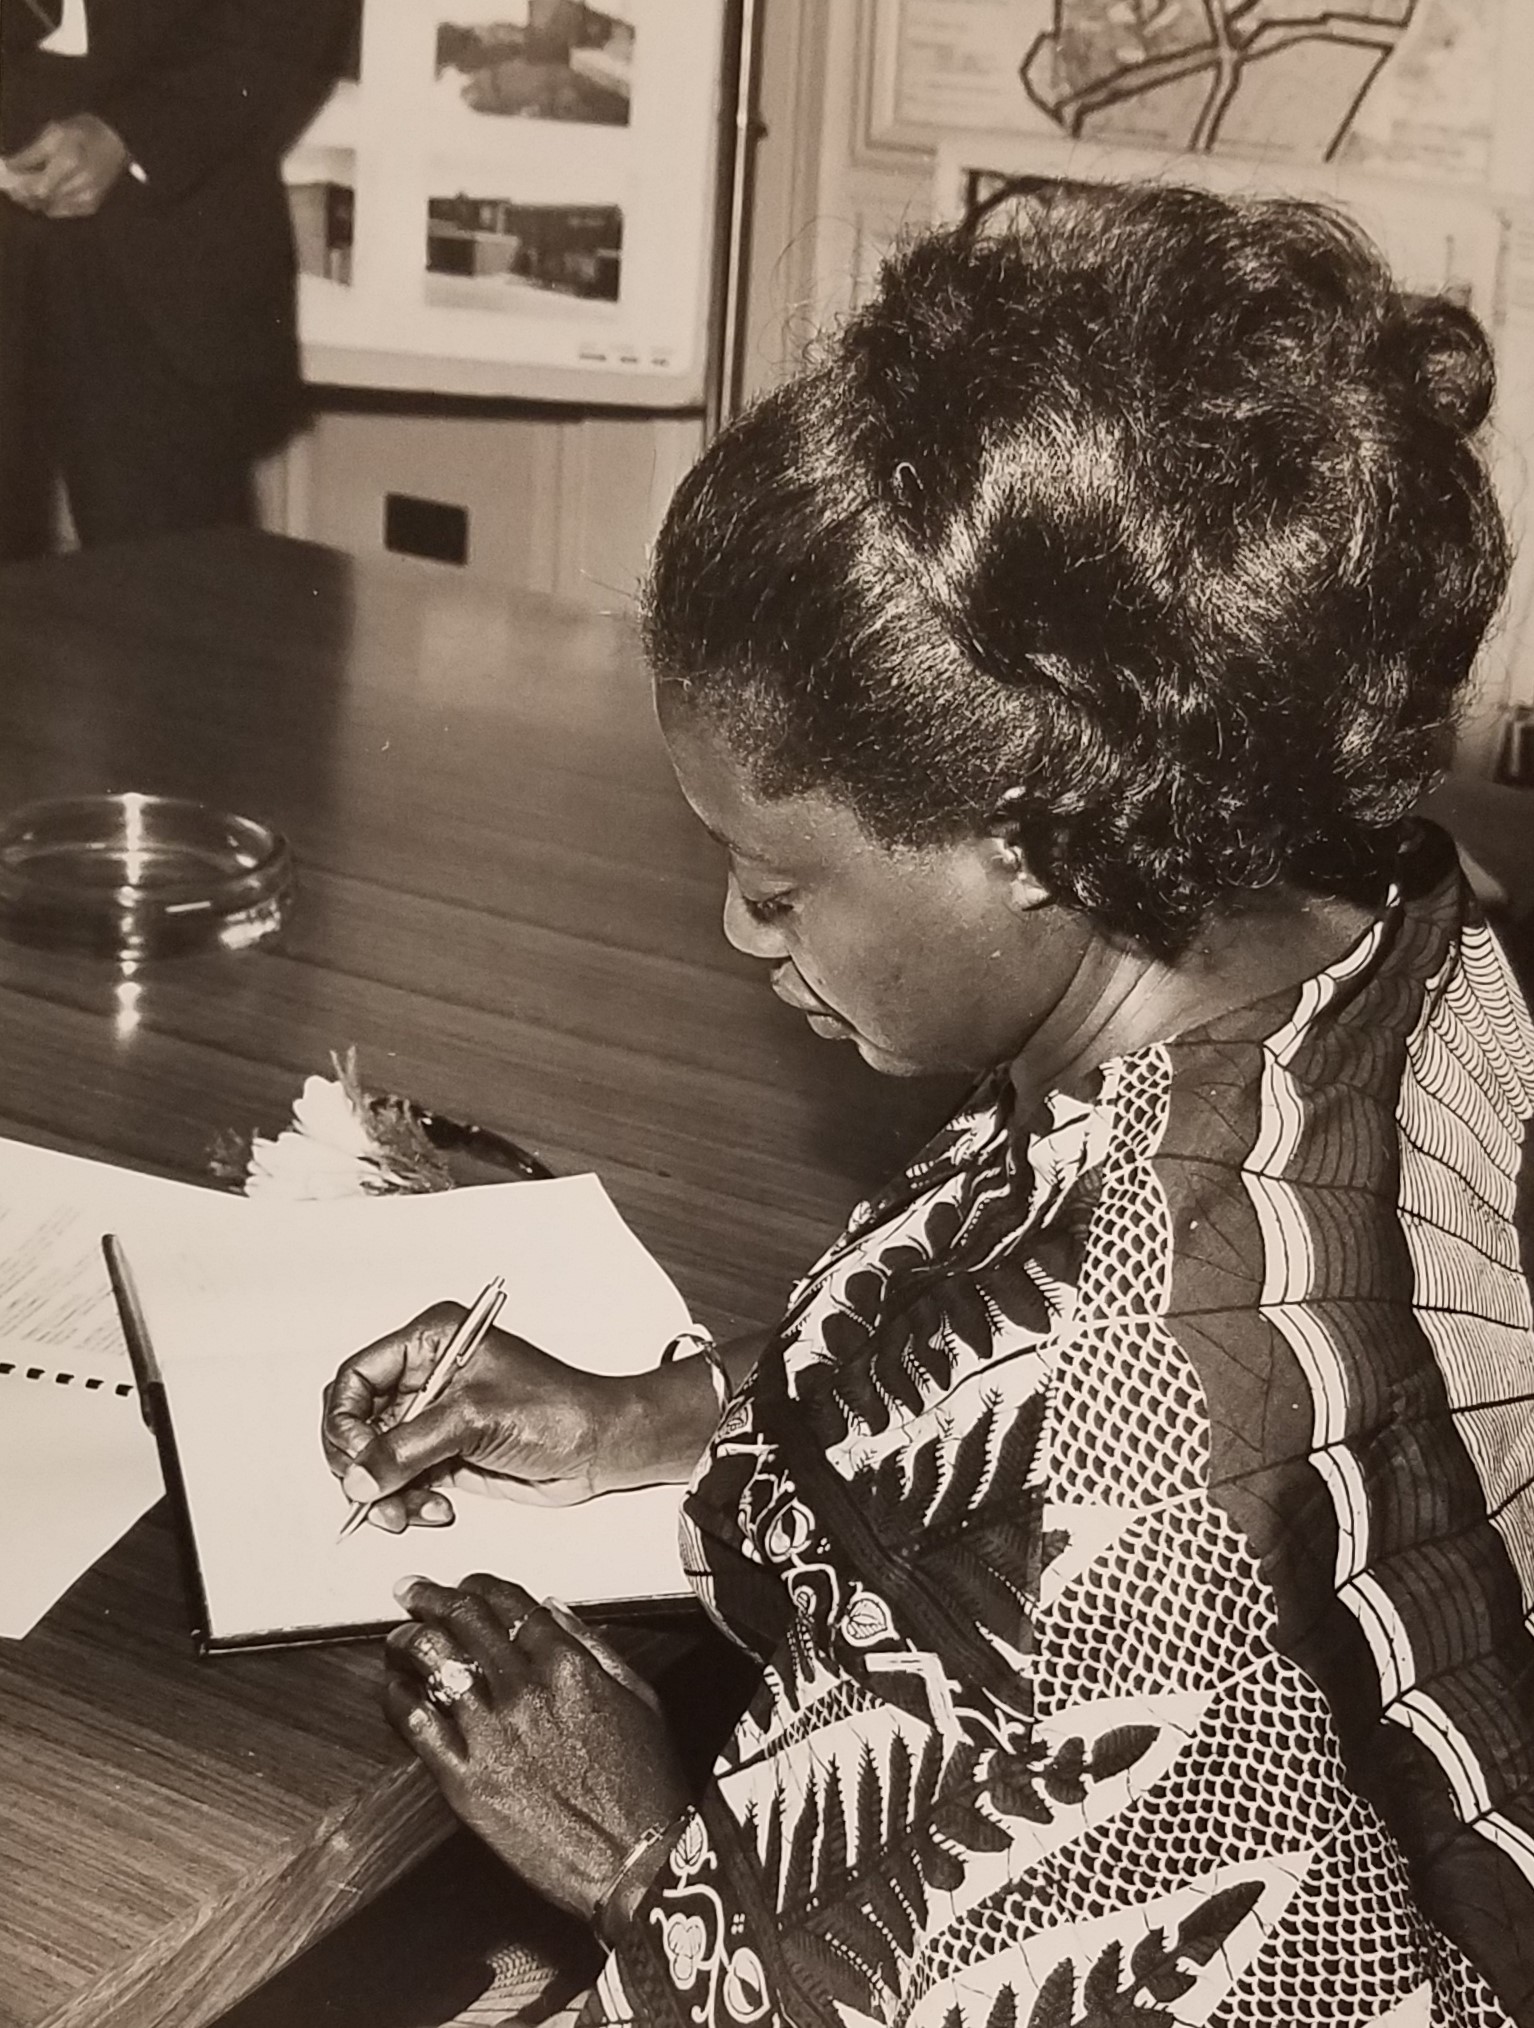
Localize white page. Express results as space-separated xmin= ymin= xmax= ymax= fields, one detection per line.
xmin=0 ymin=1139 xmax=243 ymax=1637
xmin=0 ymin=1137 xmax=237 ymax=1360
xmin=114 ymin=1175 xmax=696 ymax=1642
xmin=0 ymin=1349 xmax=163 ymax=1638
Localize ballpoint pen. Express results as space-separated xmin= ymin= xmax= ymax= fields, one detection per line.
xmin=338 ymin=1274 xmax=507 ymax=1540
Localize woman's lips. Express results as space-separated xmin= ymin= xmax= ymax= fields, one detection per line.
xmin=772 ymin=971 xmax=853 ymax=1038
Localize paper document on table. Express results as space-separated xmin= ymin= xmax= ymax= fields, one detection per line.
xmin=0 ymin=1190 xmax=154 ymax=1358
xmin=0 ymin=1137 xmax=238 ymax=1638
xmin=109 ymin=1173 xmax=698 ymax=1649
xmin=0 ymin=1344 xmax=161 ymax=1638
xmin=0 ymin=1137 xmax=237 ymax=1352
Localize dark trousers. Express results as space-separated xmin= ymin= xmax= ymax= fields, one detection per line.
xmin=0 ymin=207 xmax=292 ymax=559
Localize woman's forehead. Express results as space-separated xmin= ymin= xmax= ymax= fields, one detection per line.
xmin=661 ymin=708 xmax=871 ymax=873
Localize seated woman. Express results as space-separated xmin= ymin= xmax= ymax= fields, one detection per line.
xmin=324 ymin=180 xmax=1534 ymax=2027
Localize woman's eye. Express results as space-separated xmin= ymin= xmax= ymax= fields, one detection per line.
xmin=740 ymin=889 xmax=795 ymax=926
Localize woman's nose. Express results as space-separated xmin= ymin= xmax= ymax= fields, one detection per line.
xmin=723 ymin=876 xmax=787 ymax=959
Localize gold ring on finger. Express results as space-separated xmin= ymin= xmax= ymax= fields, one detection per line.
xmin=507 ymin=1600 xmax=551 ymax=1646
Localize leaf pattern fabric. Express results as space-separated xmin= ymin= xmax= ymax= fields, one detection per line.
xmin=582 ymin=825 xmax=1534 ymax=2028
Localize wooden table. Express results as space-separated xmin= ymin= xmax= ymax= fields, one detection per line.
xmin=0 ymin=531 xmax=955 ymax=2028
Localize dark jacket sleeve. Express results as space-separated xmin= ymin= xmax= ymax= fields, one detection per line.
xmin=91 ymin=0 xmax=348 ymax=204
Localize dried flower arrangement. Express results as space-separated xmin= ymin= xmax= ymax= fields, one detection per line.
xmin=214 ymin=1049 xmax=453 ymax=1200
xmin=212 ymin=1050 xmax=552 ymax=1200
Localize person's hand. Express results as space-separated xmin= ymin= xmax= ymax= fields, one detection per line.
xmin=321 ymin=1304 xmax=624 ymax=1532
xmin=2 ymin=116 xmax=132 ymax=218
xmin=386 ymin=1573 xmax=691 ymax=1928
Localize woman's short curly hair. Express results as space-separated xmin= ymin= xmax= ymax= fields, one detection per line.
xmin=643 ymin=179 xmax=1510 ymax=957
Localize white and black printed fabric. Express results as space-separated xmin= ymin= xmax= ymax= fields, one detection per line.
xmin=584 ymin=822 xmax=1534 ymax=2028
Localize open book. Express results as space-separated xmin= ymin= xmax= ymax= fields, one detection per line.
xmin=107 ymin=1175 xmax=699 ymax=1651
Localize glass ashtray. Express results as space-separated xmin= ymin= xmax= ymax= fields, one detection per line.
xmin=0 ymin=793 xmax=293 ymax=958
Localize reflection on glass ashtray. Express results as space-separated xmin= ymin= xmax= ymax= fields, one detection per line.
xmin=0 ymin=793 xmax=293 ymax=958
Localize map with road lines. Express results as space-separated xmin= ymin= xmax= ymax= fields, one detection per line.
xmin=1018 ymin=0 xmax=1498 ymax=178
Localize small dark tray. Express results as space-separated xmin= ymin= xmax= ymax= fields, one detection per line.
xmin=416 ymin=1108 xmax=555 ymax=1186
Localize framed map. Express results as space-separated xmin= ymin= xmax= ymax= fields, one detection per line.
xmin=870 ymin=0 xmax=1527 ymax=192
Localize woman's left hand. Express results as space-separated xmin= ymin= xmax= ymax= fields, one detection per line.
xmin=386 ymin=1573 xmax=692 ymax=1925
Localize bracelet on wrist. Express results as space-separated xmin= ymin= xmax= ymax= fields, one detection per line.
xmin=659 ymin=1328 xmax=730 ymax=1414
xmin=592 ymin=1819 xmax=679 ymax=1946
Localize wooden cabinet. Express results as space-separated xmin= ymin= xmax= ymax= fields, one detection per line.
xmin=259 ymin=406 xmax=701 ymax=612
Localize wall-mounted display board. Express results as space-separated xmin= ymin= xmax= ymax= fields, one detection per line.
xmin=284 ymin=1 xmax=731 ymax=407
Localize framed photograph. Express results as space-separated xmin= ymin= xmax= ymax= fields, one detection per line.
xmin=287 ymin=145 xmax=356 ymax=288
xmin=435 ymin=10 xmax=635 ymax=128
xmin=284 ymin=1 xmax=732 ymax=407
xmin=424 ymin=191 xmax=623 ymax=312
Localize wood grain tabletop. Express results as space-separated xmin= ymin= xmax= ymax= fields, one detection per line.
xmin=0 ymin=530 xmax=960 ymax=2028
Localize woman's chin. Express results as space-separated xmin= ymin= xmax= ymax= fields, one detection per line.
xmin=802 ymin=1010 xmax=939 ymax=1078
xmin=850 ymin=1036 xmax=937 ymax=1079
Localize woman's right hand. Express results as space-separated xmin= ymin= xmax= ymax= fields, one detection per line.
xmin=321 ymin=1304 xmax=624 ymax=1532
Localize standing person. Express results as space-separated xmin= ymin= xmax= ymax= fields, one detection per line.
xmin=323 ymin=184 xmax=1534 ymax=2026
xmin=0 ymin=0 xmax=348 ymax=557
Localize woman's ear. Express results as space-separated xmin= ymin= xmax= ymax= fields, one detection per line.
xmin=983 ymin=794 xmax=1054 ymax=914
xmin=982 ymin=832 xmax=1054 ymax=914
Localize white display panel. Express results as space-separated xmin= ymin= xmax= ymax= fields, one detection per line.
xmin=284 ymin=2 xmax=730 ymax=407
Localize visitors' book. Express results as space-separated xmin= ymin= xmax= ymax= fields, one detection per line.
xmin=106 ymin=1174 xmax=699 ymax=1652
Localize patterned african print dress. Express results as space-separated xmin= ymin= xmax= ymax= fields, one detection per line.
xmin=585 ymin=824 xmax=1534 ymax=2028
